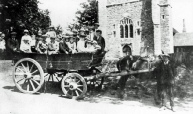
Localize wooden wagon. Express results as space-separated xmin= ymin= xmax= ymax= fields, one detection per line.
xmin=12 ymin=51 xmax=155 ymax=99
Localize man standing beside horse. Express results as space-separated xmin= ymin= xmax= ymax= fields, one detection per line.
xmin=154 ymin=54 xmax=175 ymax=112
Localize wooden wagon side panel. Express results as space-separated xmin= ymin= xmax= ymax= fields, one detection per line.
xmin=13 ymin=53 xmax=48 ymax=71
xmin=47 ymin=53 xmax=93 ymax=71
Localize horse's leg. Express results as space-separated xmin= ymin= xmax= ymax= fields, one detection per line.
xmin=116 ymin=75 xmax=130 ymax=99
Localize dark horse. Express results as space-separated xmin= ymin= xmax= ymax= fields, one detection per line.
xmin=116 ymin=55 xmax=155 ymax=91
xmin=116 ymin=54 xmax=175 ymax=106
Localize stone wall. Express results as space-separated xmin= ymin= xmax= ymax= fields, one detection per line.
xmin=98 ymin=0 xmax=173 ymax=58
xmin=102 ymin=0 xmax=154 ymax=58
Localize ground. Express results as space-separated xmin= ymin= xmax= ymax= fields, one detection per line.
xmin=0 ymin=61 xmax=193 ymax=114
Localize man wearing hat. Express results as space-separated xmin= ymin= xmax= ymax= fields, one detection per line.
xmin=93 ymin=30 xmax=105 ymax=55
xmin=59 ymin=34 xmax=71 ymax=54
xmin=20 ymin=29 xmax=32 ymax=53
xmin=7 ymin=32 xmax=19 ymax=52
xmin=154 ymin=53 xmax=175 ymax=111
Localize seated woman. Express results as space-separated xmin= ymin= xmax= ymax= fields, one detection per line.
xmin=67 ymin=36 xmax=77 ymax=54
xmin=36 ymin=35 xmax=48 ymax=54
xmin=77 ymin=32 xmax=90 ymax=52
xmin=20 ymin=39 xmax=32 ymax=53
xmin=48 ymin=36 xmax=59 ymax=55
xmin=20 ymin=29 xmax=32 ymax=53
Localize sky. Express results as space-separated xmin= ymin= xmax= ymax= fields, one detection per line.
xmin=38 ymin=0 xmax=193 ymax=33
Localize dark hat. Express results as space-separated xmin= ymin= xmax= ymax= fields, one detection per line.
xmin=96 ymin=29 xmax=102 ymax=33
xmin=11 ymin=32 xmax=17 ymax=35
xmin=94 ymin=23 xmax=100 ymax=26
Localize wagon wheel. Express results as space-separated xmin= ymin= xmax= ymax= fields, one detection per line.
xmin=44 ymin=72 xmax=62 ymax=82
xmin=13 ymin=58 xmax=44 ymax=94
xmin=87 ymin=68 xmax=104 ymax=91
xmin=61 ymin=73 xmax=87 ymax=99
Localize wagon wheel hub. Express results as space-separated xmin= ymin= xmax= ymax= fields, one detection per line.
xmin=69 ymin=82 xmax=78 ymax=90
xmin=24 ymin=72 xmax=32 ymax=79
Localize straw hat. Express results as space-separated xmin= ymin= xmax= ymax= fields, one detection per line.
xmin=11 ymin=32 xmax=17 ymax=35
xmin=24 ymin=29 xmax=29 ymax=33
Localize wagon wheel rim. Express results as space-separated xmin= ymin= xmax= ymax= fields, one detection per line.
xmin=13 ymin=58 xmax=44 ymax=94
xmin=61 ymin=73 xmax=87 ymax=99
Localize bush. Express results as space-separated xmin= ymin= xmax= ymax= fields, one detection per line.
xmin=174 ymin=64 xmax=190 ymax=98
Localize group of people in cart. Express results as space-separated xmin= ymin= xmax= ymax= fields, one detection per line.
xmin=0 ymin=23 xmax=105 ymax=57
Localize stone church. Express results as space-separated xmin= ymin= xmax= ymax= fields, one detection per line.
xmin=98 ymin=0 xmax=174 ymax=58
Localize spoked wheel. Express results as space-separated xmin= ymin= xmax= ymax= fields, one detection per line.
xmin=87 ymin=68 xmax=104 ymax=90
xmin=61 ymin=73 xmax=87 ymax=99
xmin=13 ymin=58 xmax=44 ymax=94
xmin=45 ymin=72 xmax=62 ymax=82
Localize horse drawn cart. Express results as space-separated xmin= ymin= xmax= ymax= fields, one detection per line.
xmin=12 ymin=52 xmax=155 ymax=99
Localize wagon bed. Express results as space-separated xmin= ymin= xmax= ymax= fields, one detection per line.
xmin=12 ymin=52 xmax=94 ymax=71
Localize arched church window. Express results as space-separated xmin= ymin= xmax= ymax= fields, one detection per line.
xmin=130 ymin=24 xmax=133 ymax=38
xmin=125 ymin=25 xmax=128 ymax=38
xmin=120 ymin=18 xmax=134 ymax=38
xmin=120 ymin=25 xmax=124 ymax=38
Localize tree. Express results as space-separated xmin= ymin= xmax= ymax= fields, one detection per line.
xmin=55 ymin=25 xmax=63 ymax=35
xmin=68 ymin=0 xmax=98 ymax=31
xmin=0 ymin=0 xmax=51 ymax=36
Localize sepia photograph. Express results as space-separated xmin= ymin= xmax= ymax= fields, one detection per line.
xmin=0 ymin=0 xmax=193 ymax=114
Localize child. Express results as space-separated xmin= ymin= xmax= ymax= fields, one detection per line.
xmin=48 ymin=37 xmax=59 ymax=55
xmin=36 ymin=35 xmax=48 ymax=54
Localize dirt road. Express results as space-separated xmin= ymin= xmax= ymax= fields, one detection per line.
xmin=0 ymin=61 xmax=193 ymax=114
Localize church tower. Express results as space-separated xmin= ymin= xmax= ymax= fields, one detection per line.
xmin=159 ymin=0 xmax=174 ymax=54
